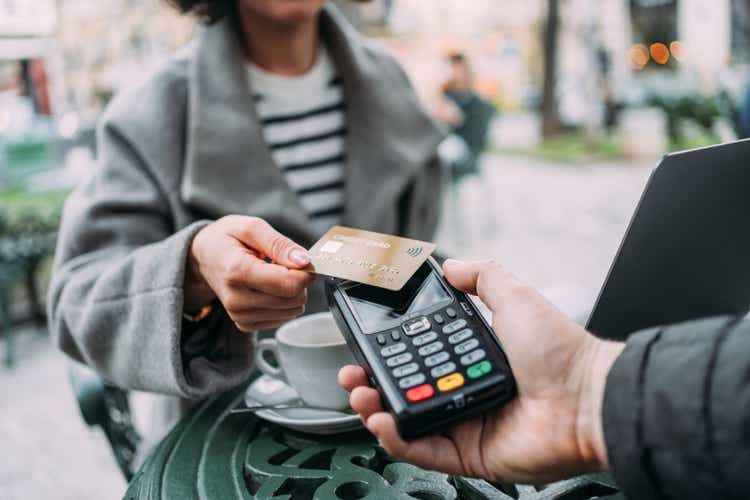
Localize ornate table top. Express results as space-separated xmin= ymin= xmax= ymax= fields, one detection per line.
xmin=125 ymin=380 xmax=624 ymax=500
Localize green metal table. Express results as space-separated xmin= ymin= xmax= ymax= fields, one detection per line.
xmin=124 ymin=378 xmax=624 ymax=500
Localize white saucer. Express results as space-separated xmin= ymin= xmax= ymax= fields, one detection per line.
xmin=243 ymin=375 xmax=362 ymax=434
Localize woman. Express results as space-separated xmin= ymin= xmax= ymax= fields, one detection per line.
xmin=48 ymin=0 xmax=443 ymax=410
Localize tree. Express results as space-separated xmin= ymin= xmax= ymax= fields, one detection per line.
xmin=541 ymin=0 xmax=561 ymax=139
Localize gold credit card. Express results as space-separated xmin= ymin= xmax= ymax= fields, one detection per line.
xmin=307 ymin=226 xmax=436 ymax=290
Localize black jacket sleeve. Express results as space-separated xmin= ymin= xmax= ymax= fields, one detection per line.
xmin=602 ymin=316 xmax=750 ymax=500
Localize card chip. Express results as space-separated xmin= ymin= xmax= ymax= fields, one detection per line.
xmin=320 ymin=241 xmax=343 ymax=253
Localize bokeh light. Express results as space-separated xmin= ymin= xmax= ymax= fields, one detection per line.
xmin=670 ymin=40 xmax=686 ymax=61
xmin=630 ymin=44 xmax=650 ymax=69
xmin=649 ymin=42 xmax=670 ymax=65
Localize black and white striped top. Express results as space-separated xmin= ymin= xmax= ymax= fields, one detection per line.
xmin=246 ymin=46 xmax=346 ymax=235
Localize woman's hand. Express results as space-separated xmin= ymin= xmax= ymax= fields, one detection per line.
xmin=339 ymin=259 xmax=625 ymax=484
xmin=185 ymin=215 xmax=315 ymax=332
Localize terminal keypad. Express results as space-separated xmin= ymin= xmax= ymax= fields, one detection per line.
xmin=375 ymin=303 xmax=498 ymax=405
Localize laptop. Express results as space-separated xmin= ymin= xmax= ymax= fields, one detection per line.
xmin=586 ymin=138 xmax=750 ymax=340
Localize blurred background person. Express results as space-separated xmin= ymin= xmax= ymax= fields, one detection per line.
xmin=436 ymin=52 xmax=496 ymax=183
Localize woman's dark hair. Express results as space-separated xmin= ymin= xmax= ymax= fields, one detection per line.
xmin=170 ymin=0 xmax=369 ymax=23
xmin=168 ymin=0 xmax=235 ymax=23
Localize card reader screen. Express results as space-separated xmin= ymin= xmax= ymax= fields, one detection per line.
xmin=344 ymin=263 xmax=451 ymax=333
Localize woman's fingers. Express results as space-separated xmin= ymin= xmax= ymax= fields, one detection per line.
xmin=233 ymin=288 xmax=307 ymax=310
xmin=239 ymin=306 xmax=305 ymax=322
xmin=232 ymin=306 xmax=305 ymax=332
xmin=226 ymin=215 xmax=311 ymax=269
xmin=226 ymin=252 xmax=315 ymax=298
xmin=250 ymin=319 xmax=299 ymax=332
xmin=187 ymin=216 xmax=314 ymax=315
xmin=338 ymin=365 xmax=369 ymax=392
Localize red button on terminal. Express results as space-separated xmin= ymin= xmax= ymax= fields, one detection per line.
xmin=406 ymin=384 xmax=434 ymax=403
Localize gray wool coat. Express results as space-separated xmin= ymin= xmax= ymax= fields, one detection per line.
xmin=47 ymin=5 xmax=445 ymax=402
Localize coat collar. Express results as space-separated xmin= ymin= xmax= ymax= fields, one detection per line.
xmin=181 ymin=4 xmax=445 ymax=244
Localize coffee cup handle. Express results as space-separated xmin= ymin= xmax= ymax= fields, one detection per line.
xmin=254 ymin=338 xmax=286 ymax=382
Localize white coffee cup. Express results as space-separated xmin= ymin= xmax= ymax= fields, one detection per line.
xmin=254 ymin=312 xmax=356 ymax=410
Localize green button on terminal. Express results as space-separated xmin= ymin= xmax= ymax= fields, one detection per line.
xmin=467 ymin=360 xmax=492 ymax=379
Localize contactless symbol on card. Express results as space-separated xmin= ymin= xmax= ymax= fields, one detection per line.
xmin=307 ymin=226 xmax=436 ymax=290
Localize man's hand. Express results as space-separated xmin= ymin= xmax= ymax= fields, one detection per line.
xmin=185 ymin=215 xmax=315 ymax=332
xmin=338 ymin=259 xmax=624 ymax=484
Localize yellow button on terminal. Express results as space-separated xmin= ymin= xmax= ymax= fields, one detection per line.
xmin=437 ymin=372 xmax=465 ymax=392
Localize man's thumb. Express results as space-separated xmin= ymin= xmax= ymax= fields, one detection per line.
xmin=442 ymin=259 xmax=481 ymax=295
xmin=444 ymin=259 xmax=518 ymax=314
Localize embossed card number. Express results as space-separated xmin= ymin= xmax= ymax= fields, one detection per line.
xmin=306 ymin=226 xmax=436 ymax=291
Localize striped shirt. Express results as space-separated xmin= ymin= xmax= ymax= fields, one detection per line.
xmin=246 ymin=46 xmax=346 ymax=235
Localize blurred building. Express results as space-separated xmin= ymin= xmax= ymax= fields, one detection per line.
xmin=1 ymin=0 xmax=193 ymax=126
xmin=360 ymin=0 xmax=746 ymax=127
xmin=1 ymin=0 xmax=748 ymax=127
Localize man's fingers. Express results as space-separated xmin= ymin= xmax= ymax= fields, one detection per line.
xmin=366 ymin=413 xmax=465 ymax=476
xmin=338 ymin=365 xmax=369 ymax=392
xmin=228 ymin=216 xmax=311 ymax=269
xmin=350 ymin=386 xmax=384 ymax=421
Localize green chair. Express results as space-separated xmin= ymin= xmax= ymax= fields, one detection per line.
xmin=68 ymin=361 xmax=142 ymax=481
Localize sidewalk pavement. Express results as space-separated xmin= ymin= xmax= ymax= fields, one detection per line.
xmin=0 ymin=153 xmax=653 ymax=500
xmin=436 ymin=153 xmax=653 ymax=319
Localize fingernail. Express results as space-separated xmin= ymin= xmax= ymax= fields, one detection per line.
xmin=290 ymin=248 xmax=310 ymax=266
xmin=444 ymin=258 xmax=460 ymax=268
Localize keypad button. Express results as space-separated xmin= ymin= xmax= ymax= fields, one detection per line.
xmin=387 ymin=353 xmax=413 ymax=367
xmin=399 ymin=373 xmax=426 ymax=389
xmin=392 ymin=362 xmax=419 ymax=378
xmin=418 ymin=341 xmax=444 ymax=357
xmin=412 ymin=331 xmax=437 ymax=347
xmin=460 ymin=349 xmax=486 ymax=366
xmin=442 ymin=319 xmax=467 ymax=335
xmin=406 ymin=384 xmax=434 ymax=403
xmin=430 ymin=362 xmax=457 ymax=378
xmin=402 ymin=317 xmax=431 ymax=336
xmin=446 ymin=307 xmax=457 ymax=318
xmin=390 ymin=330 xmax=401 ymax=342
xmin=467 ymin=360 xmax=492 ymax=379
xmin=460 ymin=301 xmax=474 ymax=316
xmin=380 ymin=343 xmax=406 ymax=357
xmin=454 ymin=338 xmax=480 ymax=355
xmin=433 ymin=313 xmax=445 ymax=325
xmin=424 ymin=351 xmax=450 ymax=367
xmin=376 ymin=334 xmax=386 ymax=345
xmin=448 ymin=328 xmax=474 ymax=345
xmin=437 ymin=372 xmax=465 ymax=392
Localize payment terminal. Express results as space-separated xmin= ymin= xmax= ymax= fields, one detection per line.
xmin=326 ymin=257 xmax=516 ymax=439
